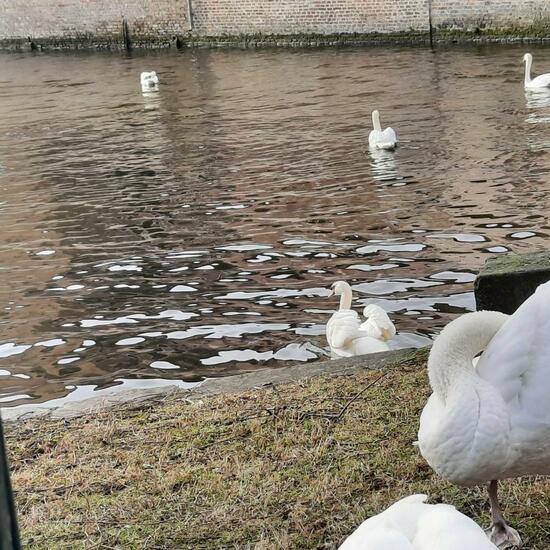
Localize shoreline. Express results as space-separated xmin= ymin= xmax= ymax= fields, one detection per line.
xmin=6 ymin=345 xmax=549 ymax=549
xmin=1 ymin=30 xmax=550 ymax=52
xmin=1 ymin=348 xmax=416 ymax=423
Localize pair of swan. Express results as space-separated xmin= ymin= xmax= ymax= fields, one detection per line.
xmin=334 ymin=280 xmax=550 ymax=548
xmin=339 ymin=494 xmax=498 ymax=549
xmin=523 ymin=53 xmax=550 ymax=90
xmin=140 ymin=71 xmax=160 ymax=93
xmin=326 ymin=281 xmax=395 ymax=358
xmin=368 ymin=53 xmax=549 ymax=152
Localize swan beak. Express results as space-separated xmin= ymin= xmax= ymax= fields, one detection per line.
xmin=327 ymin=287 xmax=335 ymax=297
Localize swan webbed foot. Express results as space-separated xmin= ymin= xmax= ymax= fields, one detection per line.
xmin=486 ymin=521 xmax=522 ymax=549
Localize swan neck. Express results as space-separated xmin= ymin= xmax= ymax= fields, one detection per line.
xmin=525 ymin=56 xmax=532 ymax=84
xmin=339 ymin=287 xmax=353 ymax=310
xmin=428 ymin=311 xmax=508 ymax=400
xmin=372 ymin=111 xmax=382 ymax=132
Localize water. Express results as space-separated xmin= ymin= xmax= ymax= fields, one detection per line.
xmin=1 ymin=44 xmax=549 ymax=407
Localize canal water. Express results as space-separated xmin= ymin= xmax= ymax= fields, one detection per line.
xmin=1 ymin=44 xmax=549 ymax=406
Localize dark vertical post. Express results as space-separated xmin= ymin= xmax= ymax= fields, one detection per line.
xmin=122 ymin=16 xmax=131 ymax=51
xmin=428 ymin=0 xmax=434 ymax=48
xmin=0 ymin=417 xmax=21 ymax=550
xmin=186 ymin=0 xmax=194 ymax=31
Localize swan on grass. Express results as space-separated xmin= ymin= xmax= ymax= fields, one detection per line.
xmin=140 ymin=71 xmax=160 ymax=93
xmin=418 ymin=280 xmax=550 ymax=548
xmin=339 ymin=494 xmax=498 ymax=550
xmin=523 ymin=53 xmax=550 ymax=90
xmin=326 ymin=281 xmax=395 ymax=359
xmin=369 ymin=110 xmax=397 ymax=150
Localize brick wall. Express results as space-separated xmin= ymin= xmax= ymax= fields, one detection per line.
xmin=190 ymin=0 xmax=429 ymax=36
xmin=431 ymin=0 xmax=549 ymax=32
xmin=0 ymin=0 xmax=548 ymax=47
xmin=0 ymin=0 xmax=190 ymax=46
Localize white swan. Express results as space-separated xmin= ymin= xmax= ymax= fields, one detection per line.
xmin=418 ymin=280 xmax=550 ymax=548
xmin=326 ymin=281 xmax=395 ymax=359
xmin=369 ymin=110 xmax=397 ymax=150
xmin=523 ymin=53 xmax=550 ymax=90
xmin=140 ymin=71 xmax=160 ymax=93
xmin=339 ymin=494 xmax=498 ymax=549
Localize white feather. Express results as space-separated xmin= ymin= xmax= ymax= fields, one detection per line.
xmin=369 ymin=110 xmax=397 ymax=150
xmin=140 ymin=71 xmax=160 ymax=93
xmin=419 ymin=279 xmax=550 ymax=486
xmin=326 ymin=281 xmax=395 ymax=359
xmin=361 ymin=304 xmax=396 ymax=342
xmin=339 ymin=494 xmax=497 ymax=549
xmin=523 ymin=53 xmax=550 ymax=90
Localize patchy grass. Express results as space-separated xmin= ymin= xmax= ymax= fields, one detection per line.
xmin=6 ymin=350 xmax=550 ymax=549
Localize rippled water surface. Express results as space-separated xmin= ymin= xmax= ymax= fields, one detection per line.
xmin=1 ymin=45 xmax=550 ymax=406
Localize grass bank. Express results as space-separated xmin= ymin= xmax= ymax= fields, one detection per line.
xmin=6 ymin=349 xmax=550 ymax=549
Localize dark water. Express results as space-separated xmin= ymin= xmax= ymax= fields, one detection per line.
xmin=1 ymin=45 xmax=550 ymax=407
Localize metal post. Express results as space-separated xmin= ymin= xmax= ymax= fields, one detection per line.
xmin=122 ymin=16 xmax=131 ymax=51
xmin=0 ymin=416 xmax=21 ymax=550
xmin=428 ymin=0 xmax=434 ymax=48
xmin=186 ymin=0 xmax=194 ymax=31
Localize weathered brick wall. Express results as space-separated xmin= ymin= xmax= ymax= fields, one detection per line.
xmin=190 ymin=0 xmax=429 ymax=36
xmin=0 ymin=0 xmax=189 ymax=46
xmin=431 ymin=0 xmax=550 ymax=31
xmin=0 ymin=0 xmax=548 ymax=47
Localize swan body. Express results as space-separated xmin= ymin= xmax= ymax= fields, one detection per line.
xmin=140 ymin=71 xmax=160 ymax=93
xmin=419 ymin=281 xmax=550 ymax=484
xmin=369 ymin=110 xmax=397 ymax=150
xmin=523 ymin=53 xmax=550 ymax=90
xmin=339 ymin=494 xmax=497 ymax=549
xmin=419 ymin=280 xmax=550 ymax=547
xmin=326 ymin=281 xmax=395 ymax=359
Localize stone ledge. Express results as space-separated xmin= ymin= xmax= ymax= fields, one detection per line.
xmin=1 ymin=347 xmax=418 ymax=423
xmin=474 ymin=250 xmax=550 ymax=314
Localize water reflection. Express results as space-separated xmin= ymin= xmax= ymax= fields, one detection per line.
xmin=0 ymin=45 xmax=550 ymax=406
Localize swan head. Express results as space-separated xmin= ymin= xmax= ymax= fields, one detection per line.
xmin=523 ymin=53 xmax=532 ymax=63
xmin=328 ymin=280 xmax=352 ymax=297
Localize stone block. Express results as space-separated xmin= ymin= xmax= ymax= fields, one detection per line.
xmin=474 ymin=250 xmax=550 ymax=314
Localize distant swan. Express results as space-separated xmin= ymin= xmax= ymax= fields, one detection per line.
xmin=141 ymin=71 xmax=160 ymax=93
xmin=418 ymin=280 xmax=550 ymax=548
xmin=339 ymin=494 xmax=498 ymax=549
xmin=369 ymin=110 xmax=397 ymax=150
xmin=523 ymin=53 xmax=550 ymax=90
xmin=326 ymin=281 xmax=395 ymax=358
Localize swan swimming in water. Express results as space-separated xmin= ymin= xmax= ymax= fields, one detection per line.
xmin=339 ymin=494 xmax=498 ymax=549
xmin=369 ymin=110 xmax=397 ymax=150
xmin=140 ymin=71 xmax=160 ymax=93
xmin=523 ymin=53 xmax=550 ymax=90
xmin=326 ymin=281 xmax=396 ymax=358
xmin=418 ymin=280 xmax=550 ymax=548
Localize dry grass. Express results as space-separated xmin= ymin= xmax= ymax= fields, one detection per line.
xmin=5 ymin=349 xmax=550 ymax=549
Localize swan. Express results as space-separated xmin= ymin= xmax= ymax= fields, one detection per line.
xmin=339 ymin=494 xmax=498 ymax=549
xmin=326 ymin=281 xmax=395 ymax=358
xmin=418 ymin=280 xmax=550 ymax=548
xmin=140 ymin=71 xmax=160 ymax=93
xmin=523 ymin=53 xmax=550 ymax=90
xmin=369 ymin=110 xmax=397 ymax=150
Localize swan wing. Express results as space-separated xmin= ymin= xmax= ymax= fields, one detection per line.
xmin=476 ymin=281 xmax=550 ymax=418
xmin=339 ymin=495 xmax=428 ymax=549
xmin=339 ymin=526 xmax=413 ymax=549
xmin=360 ymin=304 xmax=396 ymax=341
xmin=529 ymin=73 xmax=550 ymax=88
xmin=351 ymin=334 xmax=390 ymax=355
xmin=413 ymin=505 xmax=498 ymax=550
xmin=326 ymin=310 xmax=362 ymax=350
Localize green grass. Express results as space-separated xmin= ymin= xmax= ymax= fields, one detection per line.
xmin=6 ymin=350 xmax=550 ymax=548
